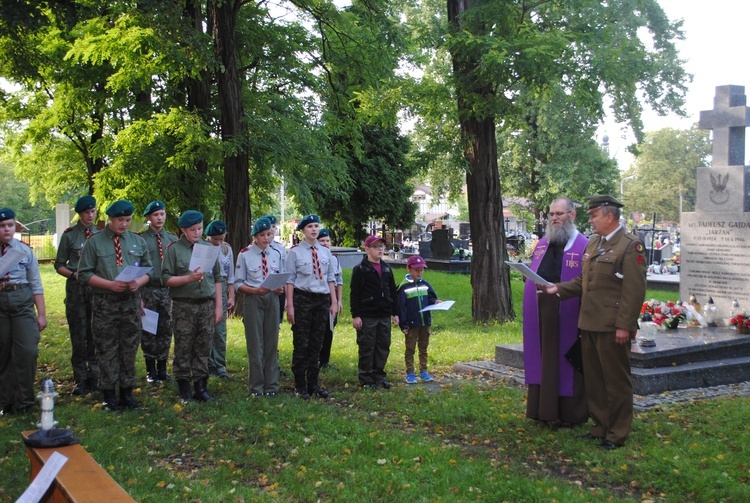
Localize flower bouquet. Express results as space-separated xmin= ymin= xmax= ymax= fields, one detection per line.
xmin=729 ymin=311 xmax=750 ymax=334
xmin=640 ymin=299 xmax=686 ymax=329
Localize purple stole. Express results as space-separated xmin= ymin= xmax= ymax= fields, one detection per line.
xmin=522 ymin=233 xmax=588 ymax=396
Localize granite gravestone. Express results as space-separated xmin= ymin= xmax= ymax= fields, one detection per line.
xmin=681 ymin=85 xmax=750 ymax=322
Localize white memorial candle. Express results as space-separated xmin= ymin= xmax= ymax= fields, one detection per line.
xmin=41 ymin=395 xmax=54 ymax=430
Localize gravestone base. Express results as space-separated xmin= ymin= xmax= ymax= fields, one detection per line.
xmin=424 ymin=258 xmax=471 ymax=274
xmin=495 ymin=327 xmax=750 ymax=395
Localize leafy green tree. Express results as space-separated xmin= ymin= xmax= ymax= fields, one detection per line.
xmin=407 ymin=0 xmax=689 ymax=322
xmin=623 ymin=126 xmax=709 ymax=222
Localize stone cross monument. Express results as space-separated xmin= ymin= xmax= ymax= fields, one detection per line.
xmin=680 ymin=85 xmax=750 ymax=321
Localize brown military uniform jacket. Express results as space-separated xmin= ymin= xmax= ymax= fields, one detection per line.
xmin=557 ymin=227 xmax=647 ymax=333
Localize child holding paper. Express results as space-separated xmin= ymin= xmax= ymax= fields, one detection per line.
xmin=234 ymin=217 xmax=284 ymax=396
xmin=161 ymin=210 xmax=223 ymax=403
xmin=397 ymin=255 xmax=441 ymax=384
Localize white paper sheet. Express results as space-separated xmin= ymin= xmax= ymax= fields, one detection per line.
xmin=188 ymin=244 xmax=221 ymax=274
xmin=259 ymin=272 xmax=292 ymax=291
xmin=504 ymin=261 xmax=553 ymax=287
xmin=141 ymin=308 xmax=159 ymax=335
xmin=419 ymin=300 xmax=455 ymax=312
xmin=17 ymin=451 xmax=68 ymax=503
xmin=114 ymin=265 xmax=152 ymax=282
xmin=0 ymin=248 xmax=25 ymax=277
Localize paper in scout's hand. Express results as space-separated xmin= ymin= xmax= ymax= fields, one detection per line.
xmin=419 ymin=300 xmax=455 ymax=313
xmin=115 ymin=265 xmax=153 ymax=282
xmin=0 ymin=248 xmax=25 ymax=277
xmin=142 ymin=308 xmax=159 ymax=335
xmin=189 ymin=244 xmax=221 ymax=273
xmin=504 ymin=261 xmax=553 ymax=287
xmin=259 ymin=272 xmax=292 ymax=291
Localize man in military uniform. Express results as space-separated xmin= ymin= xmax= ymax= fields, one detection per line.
xmin=543 ymin=195 xmax=647 ymax=450
xmin=54 ymin=195 xmax=99 ymax=396
xmin=0 ymin=208 xmax=47 ymax=416
xmin=78 ymin=200 xmax=152 ymax=412
xmin=139 ymin=200 xmax=178 ymax=383
xmin=285 ymin=215 xmax=337 ymax=399
xmin=162 ymin=211 xmax=223 ymax=403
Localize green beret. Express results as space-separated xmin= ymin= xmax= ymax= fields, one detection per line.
xmin=252 ymin=217 xmax=272 ymax=236
xmin=177 ymin=210 xmax=203 ymax=229
xmin=74 ymin=195 xmax=96 ymax=213
xmin=262 ymin=214 xmax=278 ymax=225
xmin=106 ymin=200 xmax=135 ymax=217
xmin=587 ymin=194 xmax=624 ymax=210
xmin=0 ymin=208 xmax=15 ymax=221
xmin=143 ymin=200 xmax=166 ymax=216
xmin=296 ymin=214 xmax=320 ymax=231
xmin=206 ymin=220 xmax=227 ymax=236
xmin=318 ymin=228 xmax=330 ymax=238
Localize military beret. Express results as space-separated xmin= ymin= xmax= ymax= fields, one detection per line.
xmin=143 ymin=200 xmax=166 ymax=216
xmin=0 ymin=208 xmax=15 ymax=221
xmin=296 ymin=214 xmax=320 ymax=231
xmin=106 ymin=200 xmax=135 ymax=217
xmin=251 ymin=217 xmax=272 ymax=236
xmin=262 ymin=214 xmax=278 ymax=225
xmin=318 ymin=228 xmax=330 ymax=238
xmin=587 ymin=194 xmax=624 ymax=210
xmin=206 ymin=220 xmax=227 ymax=236
xmin=74 ymin=195 xmax=96 ymax=213
xmin=177 ymin=210 xmax=203 ymax=229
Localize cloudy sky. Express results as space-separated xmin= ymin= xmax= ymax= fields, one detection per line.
xmin=601 ymin=0 xmax=750 ymax=168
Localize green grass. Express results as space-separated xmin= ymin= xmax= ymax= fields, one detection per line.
xmin=1 ymin=265 xmax=748 ymax=502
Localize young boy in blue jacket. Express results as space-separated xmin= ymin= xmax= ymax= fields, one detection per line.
xmin=397 ymin=255 xmax=441 ymax=384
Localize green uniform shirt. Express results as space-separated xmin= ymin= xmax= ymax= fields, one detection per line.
xmin=78 ymin=227 xmax=153 ymax=293
xmin=139 ymin=227 xmax=178 ymax=286
xmin=54 ymin=222 xmax=99 ymax=272
xmin=161 ymin=235 xmax=221 ymax=299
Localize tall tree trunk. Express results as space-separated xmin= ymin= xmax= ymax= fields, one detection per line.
xmin=210 ymin=0 xmax=250 ymax=254
xmin=448 ymin=0 xmax=514 ymax=322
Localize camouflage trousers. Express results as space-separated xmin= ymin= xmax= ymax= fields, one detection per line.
xmin=171 ymin=299 xmax=214 ymax=381
xmin=140 ymin=286 xmax=173 ymax=360
xmin=65 ymin=277 xmax=98 ymax=383
xmin=91 ymin=294 xmax=142 ymax=390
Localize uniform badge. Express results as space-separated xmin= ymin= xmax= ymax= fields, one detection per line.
xmin=635 ymin=243 xmax=644 ymax=253
xmin=583 ymin=253 xmax=590 ymax=259
xmin=636 ymin=255 xmax=644 ymax=265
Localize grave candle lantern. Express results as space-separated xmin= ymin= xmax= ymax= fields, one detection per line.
xmin=37 ymin=377 xmax=59 ymax=431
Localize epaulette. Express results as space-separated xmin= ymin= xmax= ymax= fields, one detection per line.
xmin=166 ymin=241 xmax=177 ymax=250
xmin=240 ymin=247 xmax=249 ymax=253
xmin=290 ymin=244 xmax=299 ymax=249
xmin=63 ymin=227 xmax=74 ymax=233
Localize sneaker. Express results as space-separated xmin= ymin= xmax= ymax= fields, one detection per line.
xmin=420 ymin=371 xmax=434 ymax=382
xmin=405 ymin=373 xmax=418 ymax=384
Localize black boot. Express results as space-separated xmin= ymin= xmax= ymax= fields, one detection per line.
xmin=193 ymin=378 xmax=215 ymax=402
xmin=145 ymin=357 xmax=157 ymax=383
xmin=119 ymin=387 xmax=143 ymax=409
xmin=72 ymin=381 xmax=87 ymax=396
xmin=102 ymin=389 xmax=120 ymax=412
xmin=177 ymin=380 xmax=192 ymax=402
xmin=308 ymin=385 xmax=329 ymax=399
xmin=157 ymin=359 xmax=172 ymax=382
xmin=294 ymin=374 xmax=310 ymax=399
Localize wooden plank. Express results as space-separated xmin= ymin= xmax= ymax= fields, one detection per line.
xmin=22 ymin=431 xmax=136 ymax=503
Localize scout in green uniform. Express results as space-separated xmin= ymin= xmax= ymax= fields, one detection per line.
xmin=54 ymin=195 xmax=99 ymax=396
xmin=161 ymin=211 xmax=223 ymax=403
xmin=0 ymin=208 xmax=47 ymax=416
xmin=78 ymin=200 xmax=152 ymax=412
xmin=543 ymin=195 xmax=647 ymax=450
xmin=139 ymin=200 xmax=178 ymax=383
xmin=206 ymin=220 xmax=235 ymax=379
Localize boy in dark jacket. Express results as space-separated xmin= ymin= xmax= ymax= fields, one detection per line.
xmin=350 ymin=235 xmax=399 ymax=388
xmin=397 ymin=255 xmax=440 ymax=383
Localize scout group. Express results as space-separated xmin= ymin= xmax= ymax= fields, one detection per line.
xmin=1 ymin=197 xmax=442 ymax=415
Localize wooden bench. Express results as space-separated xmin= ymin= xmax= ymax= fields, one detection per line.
xmin=21 ymin=430 xmax=136 ymax=503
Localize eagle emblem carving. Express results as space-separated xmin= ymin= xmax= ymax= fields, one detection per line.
xmin=709 ymin=172 xmax=730 ymax=205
